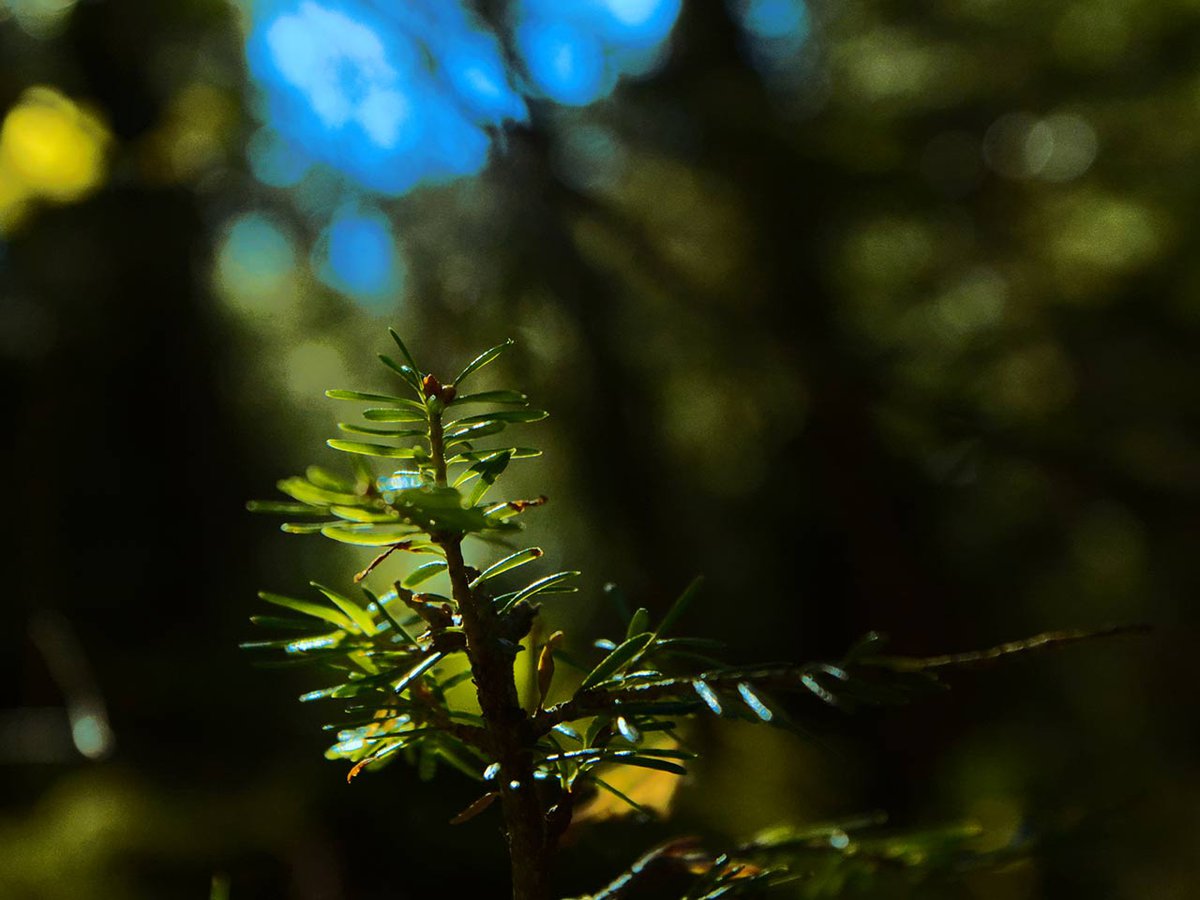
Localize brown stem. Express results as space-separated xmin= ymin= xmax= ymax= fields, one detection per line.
xmin=444 ymin=537 xmax=553 ymax=900
xmin=429 ymin=394 xmax=554 ymax=900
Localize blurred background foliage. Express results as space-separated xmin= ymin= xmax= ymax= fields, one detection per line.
xmin=0 ymin=0 xmax=1196 ymax=897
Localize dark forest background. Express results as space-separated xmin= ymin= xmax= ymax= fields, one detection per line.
xmin=1 ymin=1 xmax=1196 ymax=897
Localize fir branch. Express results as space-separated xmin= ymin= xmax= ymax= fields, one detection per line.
xmin=864 ymin=623 xmax=1150 ymax=671
xmin=425 ymin=372 xmax=556 ymax=900
xmin=246 ymin=331 xmax=1148 ymax=900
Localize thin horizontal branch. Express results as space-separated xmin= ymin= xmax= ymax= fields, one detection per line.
xmin=535 ymin=624 xmax=1149 ymax=735
xmin=870 ymin=623 xmax=1151 ymax=672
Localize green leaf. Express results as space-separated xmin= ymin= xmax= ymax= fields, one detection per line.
xmin=497 ymin=571 xmax=579 ymax=611
xmin=456 ymin=450 xmax=513 ymax=507
xmin=615 ymin=715 xmax=641 ymax=744
xmin=276 ymin=476 xmax=361 ymax=507
xmin=387 ymin=486 xmax=496 ymax=534
xmin=280 ymin=521 xmax=330 ymax=534
xmin=736 ymin=683 xmax=774 ymax=722
xmin=387 ymin=328 xmax=421 ymax=374
xmin=450 ymin=409 xmax=548 ymax=426
xmin=311 ymin=583 xmax=377 ymax=635
xmin=617 ymin=747 xmax=695 ymax=761
xmin=470 ymin=547 xmax=543 ymax=588
xmin=327 ymin=440 xmax=419 ymax=459
xmin=362 ymin=593 xmax=419 ymax=646
xmin=328 ymin=506 xmax=398 ymax=523
xmin=693 ymin=680 xmax=723 ymax=715
xmin=547 ymin=747 xmax=692 ymax=772
xmin=449 ymin=791 xmax=500 ymax=825
xmin=452 ymin=449 xmax=512 ymax=486
xmin=465 ymin=479 xmax=493 ymax=508
xmin=349 ymin=456 xmax=375 ymax=491
xmin=656 ymin=575 xmax=704 ymax=639
xmin=584 ymin=715 xmax=612 ymax=748
xmin=378 ymin=354 xmax=424 ymax=394
xmin=249 ymin=614 xmax=328 ymax=632
xmin=449 ymin=390 xmax=529 ymax=406
xmin=320 ymin=524 xmax=418 ymax=546
xmin=605 ymin=755 xmax=688 ymax=776
xmin=655 ymin=636 xmax=727 ymax=650
xmin=362 ymin=407 xmax=428 ymax=423
xmin=608 ymin=700 xmax=704 ymax=716
xmin=453 ymin=338 xmax=513 ymax=386
xmin=580 ymin=633 xmax=655 ymax=691
xmin=591 ymin=776 xmax=652 ymax=816
xmin=552 ymin=722 xmax=583 ymax=741
xmin=298 ymin=684 xmax=342 ymax=703
xmin=326 ymin=390 xmax=426 ymax=413
xmin=258 ymin=591 xmax=355 ymax=631
xmin=393 ymin=652 xmax=443 ymax=695
xmin=627 ymin=608 xmax=650 ymax=641
xmin=305 ymin=465 xmax=355 ymax=491
xmin=246 ymin=501 xmax=323 ymax=515
xmin=241 ymin=634 xmax=347 ymax=653
xmin=337 ymin=423 xmax=426 ymax=437
xmin=445 ymin=420 xmax=507 ymax=442
xmin=397 ymin=485 xmax=470 ymax=510
xmin=447 ymin=447 xmax=541 ymax=465
xmin=402 ymin=561 xmax=448 ymax=588
xmin=438 ymin=670 xmax=476 ymax=691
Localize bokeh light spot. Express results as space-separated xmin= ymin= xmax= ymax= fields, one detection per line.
xmin=513 ymin=0 xmax=682 ymax=104
xmin=517 ymin=20 xmax=610 ymax=106
xmin=1037 ymin=113 xmax=1099 ymax=182
xmin=315 ymin=204 xmax=404 ymax=305
xmin=0 ymin=86 xmax=109 ymax=217
xmin=984 ymin=111 xmax=1098 ymax=182
xmin=728 ymin=0 xmax=813 ymax=85
xmin=246 ymin=0 xmax=526 ymax=196
xmin=215 ymin=212 xmax=300 ymax=316
xmin=1048 ymin=194 xmax=1159 ymax=273
xmin=442 ymin=36 xmax=530 ymax=122
xmin=734 ymin=0 xmax=809 ymax=41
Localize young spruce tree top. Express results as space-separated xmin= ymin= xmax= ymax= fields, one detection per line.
xmin=246 ymin=331 xmax=1139 ymax=900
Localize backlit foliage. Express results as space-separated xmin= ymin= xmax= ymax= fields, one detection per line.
xmin=246 ymin=332 xmax=1135 ymax=899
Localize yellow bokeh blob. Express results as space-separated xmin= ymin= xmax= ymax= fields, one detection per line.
xmin=0 ymin=86 xmax=110 ymax=231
